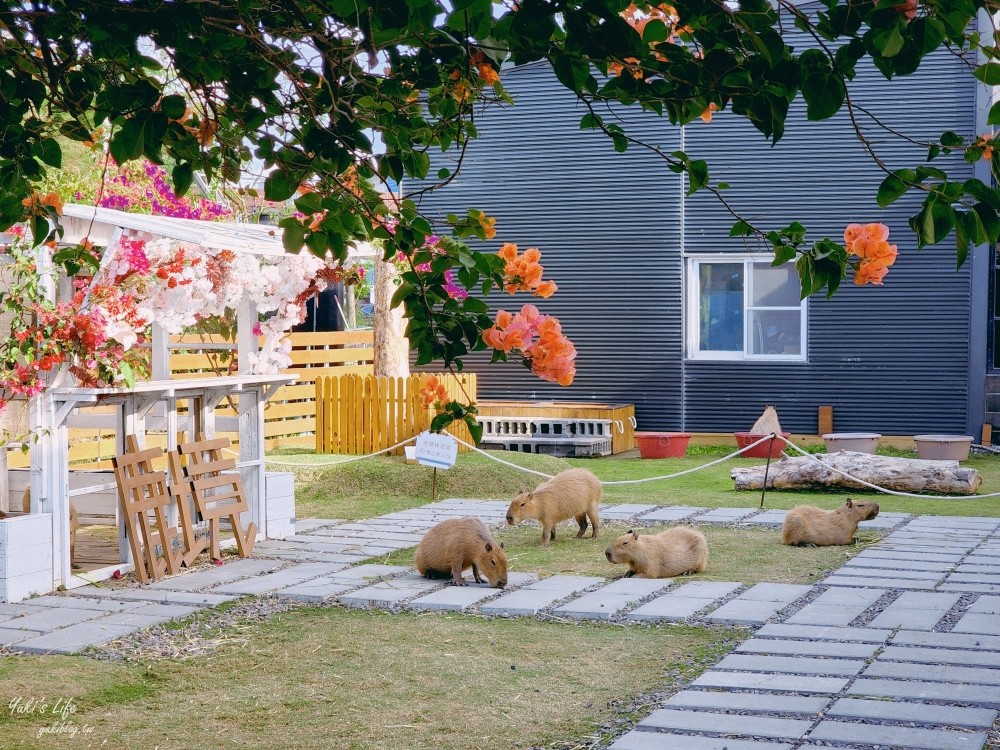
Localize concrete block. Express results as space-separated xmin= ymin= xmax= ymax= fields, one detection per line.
xmin=639 ymin=709 xmax=810 ymax=740
xmin=692 ymin=670 xmax=849 ymax=694
xmin=809 ymin=720 xmax=985 ymax=750
xmin=552 ymin=577 xmax=672 ymax=620
xmin=713 ymin=653 xmax=864 ymax=677
xmin=850 ymin=678 xmax=1000 ymax=707
xmin=610 ymin=731 xmax=792 ymax=750
xmin=735 ymin=638 xmax=879 ymax=659
xmin=756 ymin=623 xmax=892 ymax=643
xmin=637 ymin=506 xmax=707 ymax=522
xmin=480 ymin=575 xmax=604 ymax=617
xmin=213 ymin=562 xmax=349 ymax=596
xmin=3 ymin=606 xmax=103 ymax=632
xmin=827 ymin=698 xmax=996 ymax=729
xmin=408 ymin=573 xmax=537 ymax=612
xmin=11 ymin=621 xmax=139 ymax=654
xmin=665 ymin=690 xmax=828 ymax=715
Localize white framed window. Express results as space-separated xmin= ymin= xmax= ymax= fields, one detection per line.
xmin=685 ymin=255 xmax=807 ymax=362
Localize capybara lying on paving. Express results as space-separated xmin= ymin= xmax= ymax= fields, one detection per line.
xmin=605 ymin=526 xmax=708 ymax=578
xmin=782 ymin=498 xmax=879 ymax=546
xmin=415 ymin=517 xmax=508 ymax=587
xmin=506 ymin=468 xmax=602 ymax=546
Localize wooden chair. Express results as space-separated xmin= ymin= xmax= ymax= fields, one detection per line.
xmin=112 ymin=435 xmax=183 ymax=584
xmin=166 ymin=449 xmax=209 ymax=567
xmin=173 ymin=434 xmax=257 ymax=560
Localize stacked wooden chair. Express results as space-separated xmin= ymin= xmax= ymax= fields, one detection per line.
xmin=113 ymin=433 xmax=257 ymax=584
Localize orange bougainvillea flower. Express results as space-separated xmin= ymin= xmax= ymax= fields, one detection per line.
xmin=894 ymin=0 xmax=917 ymax=21
xmin=976 ymin=134 xmax=995 ymax=161
xmin=419 ymin=374 xmax=450 ymax=410
xmin=498 ymin=243 xmax=559 ymax=297
xmin=844 ymin=222 xmax=897 ymax=286
xmin=699 ymin=103 xmax=718 ymax=124
xmin=482 ymin=304 xmax=577 ymax=385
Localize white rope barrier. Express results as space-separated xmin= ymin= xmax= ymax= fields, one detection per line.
xmin=252 ymin=429 xmax=996 ymax=502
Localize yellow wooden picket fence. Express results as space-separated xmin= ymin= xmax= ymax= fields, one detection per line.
xmin=315 ymin=372 xmax=477 ymax=455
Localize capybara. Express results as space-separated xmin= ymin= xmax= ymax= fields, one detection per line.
xmin=605 ymin=526 xmax=708 ymax=578
xmin=782 ymin=498 xmax=880 ymax=546
xmin=506 ymin=468 xmax=602 ymax=546
xmin=415 ymin=517 xmax=508 ymax=587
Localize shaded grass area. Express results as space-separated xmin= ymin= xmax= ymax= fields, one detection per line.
xmin=376 ymin=522 xmax=882 ymax=585
xmin=272 ymin=445 xmax=1000 ymax=521
xmin=0 ymin=607 xmax=738 ymax=750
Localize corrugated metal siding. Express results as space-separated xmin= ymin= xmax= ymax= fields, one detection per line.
xmin=683 ymin=49 xmax=975 ymax=434
xmin=416 ymin=63 xmax=686 ymax=429
xmin=417 ymin=46 xmax=976 ymax=435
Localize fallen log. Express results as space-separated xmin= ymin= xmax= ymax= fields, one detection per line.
xmin=731 ymin=450 xmax=982 ymax=495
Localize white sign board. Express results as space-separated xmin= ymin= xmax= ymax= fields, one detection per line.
xmin=414 ymin=431 xmax=458 ymax=469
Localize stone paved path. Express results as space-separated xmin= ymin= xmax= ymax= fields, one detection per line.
xmin=4 ymin=500 xmax=1000 ymax=748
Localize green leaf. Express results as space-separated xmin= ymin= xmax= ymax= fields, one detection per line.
xmin=871 ymin=22 xmax=906 ymax=58
xmin=109 ymin=117 xmax=145 ymax=164
xmin=962 ymin=207 xmax=989 ymax=247
xmin=160 ymin=94 xmax=187 ymax=120
xmin=940 ymin=131 xmax=964 ymax=148
xmin=171 ymin=162 xmax=193 ymax=198
xmin=919 ymin=197 xmax=956 ymax=245
xmin=281 ymin=220 xmax=305 ymax=252
xmin=264 ymin=173 xmax=297 ymax=202
xmin=801 ymin=71 xmax=846 ymax=121
xmin=975 ymin=62 xmax=1000 ymax=85
xmin=466 ymin=415 xmax=483 ymax=445
xmin=391 ymin=281 xmax=415 ymax=310
xmin=38 ymin=138 xmax=62 ymax=169
xmin=687 ymin=160 xmax=709 ymax=195
xmin=876 ymin=171 xmax=912 ymax=207
xmin=988 ymin=101 xmax=1000 ymax=126
xmin=729 ymin=220 xmax=754 ymax=237
xmin=773 ymin=244 xmax=797 ymax=264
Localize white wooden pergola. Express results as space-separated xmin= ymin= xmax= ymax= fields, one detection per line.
xmin=9 ymin=205 xmax=302 ymax=595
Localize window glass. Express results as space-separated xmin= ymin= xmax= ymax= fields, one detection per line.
xmin=751 ymin=263 xmax=800 ymax=307
xmin=698 ymin=263 xmax=743 ymax=352
xmin=749 ymin=309 xmax=802 ymax=356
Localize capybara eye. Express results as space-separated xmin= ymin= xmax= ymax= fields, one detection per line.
xmin=490 ymin=558 xmax=496 ymax=565
xmin=520 ymin=502 xmax=526 ymax=507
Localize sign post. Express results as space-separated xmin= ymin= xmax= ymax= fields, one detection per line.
xmin=414 ymin=431 xmax=458 ymax=501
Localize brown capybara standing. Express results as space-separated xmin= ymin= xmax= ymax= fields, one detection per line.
xmin=782 ymin=498 xmax=880 ymax=546
xmin=605 ymin=526 xmax=708 ymax=578
xmin=415 ymin=518 xmax=508 ymax=587
xmin=506 ymin=468 xmax=602 ymax=546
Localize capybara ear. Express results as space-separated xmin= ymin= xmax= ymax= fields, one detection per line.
xmin=845 ymin=498 xmax=853 ymax=507
xmin=499 ymin=542 xmax=505 ymax=549
xmin=485 ymin=542 xmax=493 ymax=552
xmin=630 ymin=530 xmax=639 ymax=540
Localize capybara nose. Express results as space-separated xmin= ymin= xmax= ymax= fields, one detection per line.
xmin=498 ymin=580 xmax=507 ymax=588
xmin=506 ymin=514 xmax=513 ymax=524
xmin=605 ymin=549 xmax=612 ymax=561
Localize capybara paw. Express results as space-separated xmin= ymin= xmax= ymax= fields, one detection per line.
xmin=451 ymin=578 xmax=467 ymax=586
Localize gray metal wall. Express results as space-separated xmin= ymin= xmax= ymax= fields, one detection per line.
xmin=416 ymin=50 xmax=977 ymax=435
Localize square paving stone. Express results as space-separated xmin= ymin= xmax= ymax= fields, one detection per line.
xmin=824 ymin=575 xmax=937 ymax=590
xmin=826 ymin=698 xmax=996 ymax=729
xmin=691 ymin=507 xmax=759 ymax=524
xmin=552 ymin=577 xmax=673 ymax=620
xmin=79 ymin=588 xmax=236 ymax=608
xmin=865 ymin=661 xmax=1000 ymax=686
xmin=408 ymin=573 xmax=537 ymax=612
xmin=599 ymin=504 xmax=658 ymax=520
xmin=940 ymin=583 xmax=1000 ymax=594
xmin=968 ymin=596 xmax=1000 ymax=614
xmin=23 ymin=596 xmax=144 ymax=612
xmin=705 ymin=598 xmax=798 ymax=626
xmin=480 ymin=575 xmax=604 ymax=617
xmin=956 ymin=565 xmax=1000 ymax=575
xmin=740 ymin=583 xmax=813 ymax=602
xmin=858 ymin=512 xmax=911 ymax=530
xmin=665 ymin=690 xmax=828 ymax=716
xmin=850 ymin=678 xmax=1000 ymax=707
xmin=3 ymin=607 xmax=103 ymax=632
xmin=213 ymin=562 xmax=350 ymax=596
xmin=756 ymin=623 xmax=892 ymax=644
xmin=0 ymin=627 xmax=33 ymax=647
xmin=291 ymin=519 xmax=341 ymax=533
xmin=339 ymin=574 xmax=445 ymax=608
xmin=859 ymin=550 xmax=963 ymax=564
xmin=845 ymin=557 xmax=954 ymax=572
xmin=742 ymin=510 xmax=786 ymax=526
xmin=144 ymin=558 xmax=285 ymax=591
xmin=869 ymin=591 xmax=962 ymax=631
xmin=325 ymin=564 xmax=410 ymax=584
xmin=836 ymin=566 xmax=946 ymax=582
xmin=639 ymin=709 xmax=811 ymax=740
xmin=948 ymin=573 xmax=1000 ymax=585
xmin=11 ymin=621 xmax=140 ymax=654
xmin=692 ymin=670 xmax=849 ymax=694
xmin=784 ymin=589 xmax=884 ymax=627
xmin=626 ymin=582 xmax=742 ymax=623
xmin=637 ymin=506 xmax=707 ymax=522
xmin=893 ymin=630 xmax=1000 ymax=652
xmin=952 ymin=613 xmax=1000 ymax=635
xmin=735 ymin=638 xmax=879 ymax=659
xmin=713 ymin=653 xmax=865 ymax=677
xmin=808 ymin=720 xmax=985 ymax=750
xmin=880 ymin=645 xmax=1000 ymax=669
xmin=274 ymin=579 xmax=357 ymax=603
xmin=0 ymin=603 xmax=48 ymax=617
xmin=254 ymin=549 xmax=365 ymax=565
xmin=609 ymin=731 xmax=793 ymax=750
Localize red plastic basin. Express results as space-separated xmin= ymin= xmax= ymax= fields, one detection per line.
xmin=634 ymin=432 xmax=692 ymax=459
xmin=735 ymin=431 xmax=790 ymax=459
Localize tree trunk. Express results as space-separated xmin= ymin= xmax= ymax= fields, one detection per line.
xmin=373 ymin=255 xmax=409 ymax=378
xmin=731 ymin=450 xmax=982 ymax=495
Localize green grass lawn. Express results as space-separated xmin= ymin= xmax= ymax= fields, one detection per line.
xmin=0 ymin=607 xmax=739 ymax=750
xmin=375 ymin=522 xmax=882 ymax=585
xmin=271 ymin=445 xmax=1000 ymax=521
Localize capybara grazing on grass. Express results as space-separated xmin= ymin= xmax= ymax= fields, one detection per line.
xmin=506 ymin=467 xmax=602 ymax=546
xmin=782 ymin=498 xmax=880 ymax=546
xmin=415 ymin=518 xmax=508 ymax=587
xmin=605 ymin=526 xmax=708 ymax=578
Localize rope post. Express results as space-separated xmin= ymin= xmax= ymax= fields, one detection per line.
xmin=432 ymin=467 xmax=438 ymax=501
xmin=759 ymin=432 xmax=776 ymax=509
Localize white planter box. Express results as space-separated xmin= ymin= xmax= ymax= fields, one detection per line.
xmin=265 ymin=473 xmax=295 ymax=540
xmin=0 ymin=513 xmax=53 ymax=603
